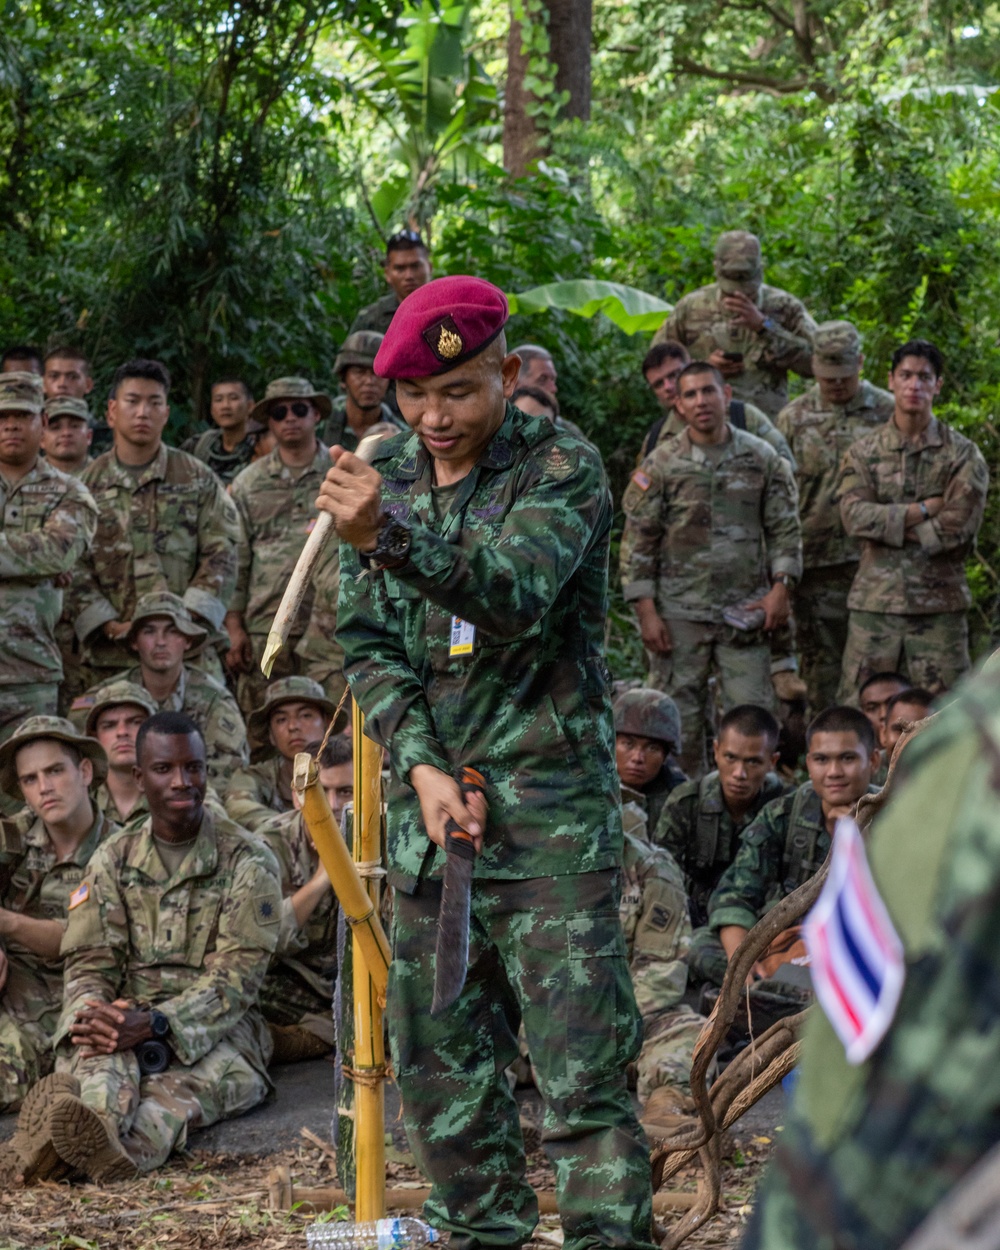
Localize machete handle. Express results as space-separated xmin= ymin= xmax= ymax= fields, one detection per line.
xmin=443 ymin=767 xmax=487 ymax=859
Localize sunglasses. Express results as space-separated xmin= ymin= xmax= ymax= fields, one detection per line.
xmin=270 ymin=401 xmax=312 ymax=422
xmin=387 ymin=229 xmax=423 ymax=246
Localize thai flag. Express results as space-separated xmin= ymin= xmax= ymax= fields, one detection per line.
xmin=804 ymin=817 xmax=906 ymax=1065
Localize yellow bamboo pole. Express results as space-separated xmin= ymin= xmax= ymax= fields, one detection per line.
xmin=351 ymin=703 xmax=386 ymax=1221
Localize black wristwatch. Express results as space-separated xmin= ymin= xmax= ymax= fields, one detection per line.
xmin=149 ymin=1009 xmax=170 ymax=1040
xmin=369 ymin=515 xmax=413 ymax=570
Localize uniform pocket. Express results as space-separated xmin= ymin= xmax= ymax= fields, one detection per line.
xmin=560 ymin=911 xmax=640 ymax=1086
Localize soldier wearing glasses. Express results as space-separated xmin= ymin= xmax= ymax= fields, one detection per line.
xmin=348 ymin=230 xmax=433 ymax=337
xmin=225 ymin=378 xmax=345 ymax=713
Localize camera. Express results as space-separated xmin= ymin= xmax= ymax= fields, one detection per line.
xmin=135 ymin=1038 xmax=172 ymax=1075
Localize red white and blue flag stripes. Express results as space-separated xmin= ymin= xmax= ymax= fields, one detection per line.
xmin=804 ymin=817 xmax=906 ymax=1065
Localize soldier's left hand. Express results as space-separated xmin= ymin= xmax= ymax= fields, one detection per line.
xmin=70 ymin=997 xmax=150 ymax=1056
xmin=748 ymin=582 xmax=790 ymax=631
xmin=317 ymin=446 xmax=385 ymax=551
xmin=721 ymin=291 xmax=766 ymax=333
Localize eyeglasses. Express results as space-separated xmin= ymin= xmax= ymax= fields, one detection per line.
xmin=270 ymin=401 xmax=312 ymax=422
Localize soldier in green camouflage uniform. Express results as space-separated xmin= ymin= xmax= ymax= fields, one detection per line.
xmin=348 ymin=229 xmax=432 ymax=336
xmin=837 ymin=339 xmax=988 ymax=701
xmin=73 ymin=360 xmax=239 ymax=686
xmin=621 ymin=362 xmax=802 ymax=777
xmin=0 ymin=718 xmax=114 ymax=1111
xmin=0 ymin=373 xmax=98 ymax=754
xmin=320 ymin=332 xmax=405 ymax=451
xmin=690 ymin=706 xmax=879 ymax=986
xmin=614 ymin=688 xmax=688 ymax=832
xmin=322 ymin=275 xmax=656 ymax=1250
xmin=72 ymin=593 xmax=248 ymax=786
xmin=13 ymin=713 xmax=281 ymax=1181
xmin=181 ymin=377 xmax=263 ymax=485
xmin=775 ymin=322 xmax=895 ymax=711
xmin=653 ymin=232 xmax=817 ymax=418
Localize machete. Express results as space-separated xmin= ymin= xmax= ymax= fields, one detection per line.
xmin=431 ymin=766 xmax=487 ymax=1016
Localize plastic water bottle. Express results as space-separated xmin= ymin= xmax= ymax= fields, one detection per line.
xmin=306 ymin=1217 xmax=441 ymax=1249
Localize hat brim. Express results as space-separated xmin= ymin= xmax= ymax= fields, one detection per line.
xmin=124 ymin=612 xmax=207 ymax=654
xmin=0 ymin=731 xmax=108 ymax=793
xmin=247 ymin=695 xmax=339 ymax=745
xmin=812 ymin=360 xmax=859 ymax=379
xmin=250 ymin=392 xmax=333 ymax=423
xmin=84 ymin=698 xmax=154 ymax=736
xmin=0 ymin=401 xmax=42 ymax=415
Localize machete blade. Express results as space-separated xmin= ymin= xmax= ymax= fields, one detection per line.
xmin=431 ymin=827 xmax=475 ymax=1015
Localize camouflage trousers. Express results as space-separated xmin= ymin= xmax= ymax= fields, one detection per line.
xmin=649 ymin=620 xmax=775 ymax=779
xmin=56 ymin=1023 xmax=271 ymax=1171
xmin=795 ymin=563 xmax=856 ymax=713
xmin=259 ymin=968 xmax=336 ymax=1045
xmin=636 ymin=1007 xmax=707 ymax=1104
xmin=0 ymin=1010 xmax=53 ymax=1112
xmin=838 ymin=609 xmax=970 ymax=703
xmin=390 ymin=870 xmax=656 ymax=1250
xmin=688 ymin=927 xmax=730 ymax=988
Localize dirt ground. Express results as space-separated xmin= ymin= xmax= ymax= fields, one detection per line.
xmin=0 ymin=1062 xmax=783 ymax=1250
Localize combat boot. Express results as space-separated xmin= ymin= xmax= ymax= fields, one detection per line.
xmin=49 ymin=1095 xmax=138 ymax=1182
xmin=640 ymin=1085 xmax=699 ymax=1141
xmin=269 ymin=1023 xmax=334 ymax=1064
xmin=7 ymin=1072 xmax=80 ymax=1184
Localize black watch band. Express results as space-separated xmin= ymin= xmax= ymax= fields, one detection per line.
xmin=369 ymin=515 xmax=412 ymax=571
xmin=149 ymin=1009 xmax=170 ymax=1040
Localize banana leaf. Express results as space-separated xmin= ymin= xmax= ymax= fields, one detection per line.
xmin=507 ymin=280 xmax=672 ymax=335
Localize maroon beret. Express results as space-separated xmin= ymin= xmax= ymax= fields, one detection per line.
xmin=374 ymin=276 xmax=509 ymax=380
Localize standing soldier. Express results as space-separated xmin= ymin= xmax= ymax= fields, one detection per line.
xmin=182 ymin=376 xmax=263 ymax=485
xmin=348 ymin=229 xmax=433 ymax=336
xmin=319 ymin=276 xmax=657 ymax=1250
xmin=838 ymin=339 xmax=988 ymax=699
xmin=321 ymin=332 xmax=403 ymax=451
xmin=73 ymin=359 xmax=240 ymax=687
xmin=621 ymin=361 xmax=802 ymax=777
xmin=655 ymin=231 xmax=817 ymax=418
xmin=776 ymin=322 xmax=895 ymax=711
xmin=41 ymin=396 xmax=94 ymax=477
xmin=0 ymin=373 xmax=98 ymax=749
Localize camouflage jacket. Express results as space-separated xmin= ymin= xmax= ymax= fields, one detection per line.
xmin=776 ymin=380 xmax=895 ymax=569
xmin=348 ymin=291 xmax=401 ymax=336
xmin=319 ymin=400 xmax=404 ymax=454
xmin=74 ymin=446 xmax=240 ymax=666
xmin=621 ymin=425 xmax=802 ymax=622
xmin=257 ymin=807 xmax=338 ymax=1001
xmin=181 ymin=427 xmax=261 ymax=485
xmin=56 ymin=808 xmax=281 ymax=1066
xmin=225 ymin=755 xmax=293 ymax=834
xmin=654 ymin=769 xmax=788 ymax=927
xmin=338 ymin=403 xmax=621 ymax=892
xmin=621 ymin=762 xmax=688 ymax=840
xmin=839 ymin=416 xmax=989 ymax=613
xmin=0 ymin=805 xmax=114 ymax=1028
xmin=655 ymin=282 xmax=818 ymax=416
xmin=93 ymin=782 xmax=147 ymax=829
xmin=0 ymin=457 xmax=98 ymax=686
xmin=639 ymin=400 xmax=796 ymax=468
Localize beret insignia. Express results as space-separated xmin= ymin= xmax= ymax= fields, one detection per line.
xmin=423 ymin=316 xmax=465 ymax=363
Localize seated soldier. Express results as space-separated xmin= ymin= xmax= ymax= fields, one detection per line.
xmin=690 ymin=706 xmax=880 ymax=987
xmin=0 ymin=719 xmax=115 ymax=1113
xmin=857 ymin=671 xmax=909 ymax=785
xmin=881 ymin=687 xmax=935 ymax=763
xmin=226 ymin=677 xmax=335 ymax=833
xmin=614 ymin=688 xmax=687 ymax=833
xmin=83 ymin=680 xmax=157 ymax=826
xmin=654 ymin=705 xmax=787 ymax=927
xmin=257 ymin=736 xmax=353 ymax=1064
xmin=9 ymin=712 xmax=281 ymax=1182
xmin=72 ymin=592 xmax=248 ymax=787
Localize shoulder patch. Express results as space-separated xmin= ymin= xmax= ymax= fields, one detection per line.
xmin=70 ymin=694 xmax=97 ymax=712
xmin=647 ymin=902 xmax=673 ymax=931
xmin=68 ymin=881 xmax=90 ymax=910
xmin=632 ymin=470 xmax=651 ymax=491
xmin=255 ymin=894 xmax=279 ymax=925
xmin=541 ymin=442 xmax=579 ymax=482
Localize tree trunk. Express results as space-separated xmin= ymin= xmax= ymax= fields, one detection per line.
xmin=503 ymin=9 xmax=542 ymax=179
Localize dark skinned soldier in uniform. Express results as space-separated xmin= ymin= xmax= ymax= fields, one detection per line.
xmin=318 ymin=276 xmax=656 ymax=1250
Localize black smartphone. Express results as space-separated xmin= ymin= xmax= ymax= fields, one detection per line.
xmin=722 ymin=351 xmax=744 ymax=362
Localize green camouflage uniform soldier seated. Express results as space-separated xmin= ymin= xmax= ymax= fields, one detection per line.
xmin=181 ymin=376 xmax=264 ymax=485
xmin=321 ymin=331 xmax=405 ymax=452
xmin=225 ymin=676 xmax=337 ymax=833
xmin=0 ymin=718 xmax=115 ymax=1113
xmin=838 ymin=338 xmax=988 ymax=700
xmin=775 ymin=321 xmax=895 ymax=711
xmin=257 ymin=735 xmax=354 ymax=1064
xmin=691 ymin=706 xmax=880 ymax=987
xmin=655 ymin=705 xmax=787 ymax=928
xmin=72 ymin=592 xmax=248 ymax=787
xmin=652 ymin=231 xmax=818 ymax=418
xmin=347 ymin=228 xmax=433 ymax=336
xmin=613 ymin=688 xmax=688 ymax=833
xmin=621 ymin=361 xmax=803 ymax=777
xmin=0 ymin=372 xmax=98 ymax=757
xmin=8 ymin=712 xmax=281 ymax=1183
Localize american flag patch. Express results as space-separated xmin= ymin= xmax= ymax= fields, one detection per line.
xmin=68 ymin=882 xmax=90 ymax=910
xmin=632 ymin=470 xmax=651 ymax=491
xmin=804 ymin=818 xmax=905 ymax=1064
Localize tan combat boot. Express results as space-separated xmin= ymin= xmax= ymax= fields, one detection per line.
xmin=49 ymin=1096 xmax=138 ymax=1182
xmin=639 ymin=1086 xmax=699 ymax=1142
xmin=269 ymin=1023 xmax=334 ymax=1064
xmin=7 ymin=1072 xmax=80 ymax=1184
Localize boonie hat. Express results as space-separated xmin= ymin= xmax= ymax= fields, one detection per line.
xmin=70 ymin=679 xmax=158 ymax=736
xmin=250 ymin=377 xmax=332 ymax=424
xmin=247 ymin=676 xmax=337 ymax=745
xmin=0 ymin=715 xmax=108 ymax=792
xmin=125 ymin=591 xmax=207 ymax=652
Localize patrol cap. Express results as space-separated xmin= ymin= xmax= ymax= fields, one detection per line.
xmin=250 ymin=377 xmax=332 ymax=424
xmin=0 ymin=371 xmax=44 ymax=415
xmin=74 ymin=679 xmax=158 ymax=736
xmin=374 ymin=276 xmax=509 ymax=380
xmin=0 ymin=715 xmax=108 ymax=793
xmin=714 ymin=231 xmax=763 ymax=294
xmin=334 ymin=331 xmax=385 ymax=377
xmin=248 ymin=675 xmax=337 ymax=744
xmin=812 ymin=320 xmax=863 ymax=379
xmin=125 ymin=591 xmax=207 ymax=652
xmin=613 ymin=688 xmax=682 ymax=751
xmin=43 ymin=395 xmax=93 ymax=426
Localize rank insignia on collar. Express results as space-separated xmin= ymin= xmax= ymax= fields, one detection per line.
xmin=423 ymin=316 xmax=465 ymax=362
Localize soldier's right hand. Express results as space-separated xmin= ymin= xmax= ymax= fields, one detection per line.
xmin=708 ymin=349 xmax=745 ymax=378
xmin=224 ymin=614 xmax=255 ymax=674
xmin=102 ymin=619 xmax=132 ymax=641
xmin=410 ymin=764 xmax=486 ymax=853
xmin=636 ymin=600 xmax=673 ymax=654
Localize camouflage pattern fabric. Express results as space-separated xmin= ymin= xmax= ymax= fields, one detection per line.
xmin=347 ymin=291 xmax=401 ymax=336
xmin=0 ymin=806 xmax=114 ymax=1110
xmin=642 ymin=400 xmax=796 ymax=467
xmin=654 ymin=770 xmax=789 ymax=927
xmin=93 ymin=783 xmax=147 ymax=829
xmin=794 ymin=562 xmax=858 ymax=713
xmin=73 ymin=446 xmax=240 ymax=675
xmin=838 ymin=415 xmax=988 ymax=615
xmin=338 ymin=403 xmax=622 ymax=892
xmin=180 ymin=427 xmax=261 ymax=485
xmin=839 ymin=607 xmax=970 ymax=701
xmin=54 ymin=809 xmax=280 ymax=1171
xmin=620 ymin=763 xmax=688 ymax=840
xmin=0 ymin=686 xmax=59 ymax=755
xmin=319 ymin=399 xmax=403 ymax=453
xmin=0 ymin=457 xmax=98 ymax=690
xmin=224 ymin=755 xmax=293 ymax=834
xmin=389 ymin=870 xmax=656 ymax=1250
xmin=256 ymin=808 xmax=338 ymax=1044
xmin=742 ymin=664 xmax=1000 ymax=1250
xmin=653 ymin=284 xmax=818 ymax=417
